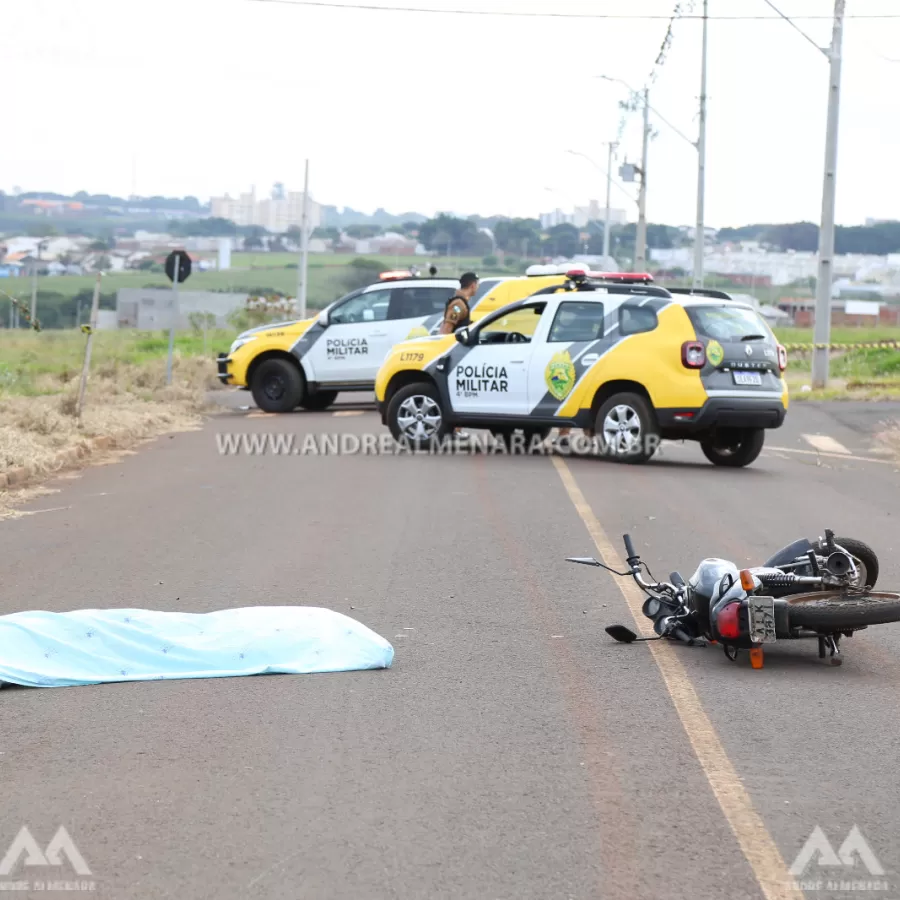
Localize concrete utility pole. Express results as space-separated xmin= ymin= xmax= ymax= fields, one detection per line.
xmin=603 ymin=141 xmax=617 ymax=260
xmin=634 ymin=89 xmax=650 ymax=272
xmin=298 ymin=159 xmax=310 ymax=321
xmin=812 ymin=0 xmax=845 ymax=389
xmin=692 ymin=0 xmax=709 ymax=288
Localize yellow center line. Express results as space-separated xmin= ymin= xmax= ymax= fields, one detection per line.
xmin=551 ymin=455 xmax=804 ymax=900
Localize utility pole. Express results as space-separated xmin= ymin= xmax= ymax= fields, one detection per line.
xmin=30 ymin=239 xmax=44 ymax=323
xmin=692 ymin=0 xmax=709 ymax=288
xmin=603 ymin=141 xmax=617 ymax=261
xmin=634 ymin=89 xmax=650 ymax=272
xmin=812 ymin=0 xmax=845 ymax=389
xmin=298 ymin=159 xmax=310 ymax=321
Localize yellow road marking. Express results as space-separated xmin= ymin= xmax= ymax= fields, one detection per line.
xmin=551 ymin=455 xmax=804 ymax=900
xmin=246 ymin=412 xmax=276 ymax=418
xmin=333 ymin=410 xmax=365 ymax=417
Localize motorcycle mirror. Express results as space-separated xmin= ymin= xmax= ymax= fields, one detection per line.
xmin=566 ymin=557 xmax=602 ymax=567
xmin=605 ymin=625 xmax=638 ymax=643
xmin=642 ymin=597 xmax=661 ymax=618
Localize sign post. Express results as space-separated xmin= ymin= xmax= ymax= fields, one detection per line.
xmin=164 ymin=249 xmax=192 ymax=385
xmin=75 ymin=272 xmax=103 ymax=421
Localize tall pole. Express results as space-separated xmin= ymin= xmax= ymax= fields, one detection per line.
xmin=812 ymin=0 xmax=845 ymax=389
xmin=166 ymin=267 xmax=178 ymax=386
xmin=298 ymin=159 xmax=310 ymax=321
xmin=692 ymin=0 xmax=709 ymax=288
xmin=603 ymin=142 xmax=616 ymax=261
xmin=30 ymin=260 xmax=38 ymax=323
xmin=634 ymin=89 xmax=650 ymax=272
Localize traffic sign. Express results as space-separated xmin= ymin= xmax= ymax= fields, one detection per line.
xmin=165 ymin=250 xmax=192 ymax=284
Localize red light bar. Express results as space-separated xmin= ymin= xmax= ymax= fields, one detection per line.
xmin=587 ymin=271 xmax=654 ymax=282
xmin=379 ymin=270 xmax=414 ymax=280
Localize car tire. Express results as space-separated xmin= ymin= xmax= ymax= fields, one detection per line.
xmin=298 ymin=390 xmax=338 ymax=411
xmin=700 ymin=427 xmax=765 ymax=467
xmin=387 ymin=382 xmax=449 ymax=449
xmin=251 ymin=358 xmax=304 ymax=413
xmin=595 ymin=392 xmax=659 ymax=464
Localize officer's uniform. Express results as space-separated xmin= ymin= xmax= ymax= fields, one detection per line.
xmin=442 ymin=291 xmax=471 ymax=332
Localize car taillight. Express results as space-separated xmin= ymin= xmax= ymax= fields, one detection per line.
xmin=716 ymin=601 xmax=742 ymax=640
xmin=777 ymin=344 xmax=787 ymax=371
xmin=681 ymin=341 xmax=706 ymax=368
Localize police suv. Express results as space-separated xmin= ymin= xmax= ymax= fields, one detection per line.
xmin=374 ymin=269 xmax=790 ymax=467
xmin=216 ymin=271 xmax=463 ymax=412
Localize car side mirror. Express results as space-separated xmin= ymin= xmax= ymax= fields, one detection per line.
xmin=317 ymin=310 xmax=329 ymax=327
xmin=455 ymin=327 xmax=470 ymax=345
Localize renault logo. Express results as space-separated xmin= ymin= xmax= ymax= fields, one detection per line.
xmin=745 ymin=345 xmax=753 ymax=356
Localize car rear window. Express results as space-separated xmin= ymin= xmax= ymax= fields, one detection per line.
xmin=686 ymin=305 xmax=773 ymax=342
xmin=470 ymin=278 xmax=502 ymax=308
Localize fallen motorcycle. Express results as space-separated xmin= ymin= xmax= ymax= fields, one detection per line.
xmin=567 ymin=530 xmax=900 ymax=668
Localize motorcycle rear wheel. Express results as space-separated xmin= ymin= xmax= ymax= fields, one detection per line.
xmin=787 ymin=590 xmax=900 ymax=630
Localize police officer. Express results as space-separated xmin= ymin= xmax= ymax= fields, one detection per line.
xmin=437 ymin=272 xmax=479 ymax=443
xmin=438 ymin=272 xmax=479 ymax=335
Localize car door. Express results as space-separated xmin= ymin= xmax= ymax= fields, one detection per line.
xmin=526 ymin=299 xmax=609 ymax=414
xmin=446 ymin=306 xmax=542 ymax=416
xmin=305 ymin=287 xmax=394 ymax=383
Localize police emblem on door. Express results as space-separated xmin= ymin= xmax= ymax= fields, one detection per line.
xmin=546 ymin=351 xmax=576 ymax=401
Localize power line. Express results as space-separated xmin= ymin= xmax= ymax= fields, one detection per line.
xmin=242 ymin=1 xmax=900 ymax=20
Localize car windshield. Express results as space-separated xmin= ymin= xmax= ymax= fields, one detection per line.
xmin=686 ymin=305 xmax=774 ymax=342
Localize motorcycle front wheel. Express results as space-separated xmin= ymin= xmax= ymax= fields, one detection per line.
xmin=825 ymin=537 xmax=879 ymax=589
xmin=786 ymin=591 xmax=900 ymax=630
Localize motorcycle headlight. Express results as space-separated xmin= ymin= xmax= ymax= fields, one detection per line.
xmin=229 ymin=334 xmax=257 ymax=355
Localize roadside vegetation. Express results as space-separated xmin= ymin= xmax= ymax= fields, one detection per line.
xmin=0 ymin=329 xmax=232 ymax=510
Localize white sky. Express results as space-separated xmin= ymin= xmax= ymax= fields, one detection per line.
xmin=3 ymin=0 xmax=900 ymax=228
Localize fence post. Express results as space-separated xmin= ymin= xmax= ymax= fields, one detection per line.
xmin=75 ymin=273 xmax=102 ymax=420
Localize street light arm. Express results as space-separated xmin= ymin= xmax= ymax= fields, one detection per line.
xmin=760 ymin=0 xmax=829 ymax=57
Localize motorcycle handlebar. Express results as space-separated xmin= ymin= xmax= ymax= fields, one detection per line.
xmin=670 ymin=625 xmax=694 ymax=644
xmin=623 ymin=534 xmax=637 ymax=562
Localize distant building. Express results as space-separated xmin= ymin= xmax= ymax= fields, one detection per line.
xmin=210 ymin=185 xmax=321 ymax=232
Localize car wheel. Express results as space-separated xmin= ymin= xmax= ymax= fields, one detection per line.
xmin=700 ymin=427 xmax=765 ymax=467
xmin=595 ymin=392 xmax=659 ymax=464
xmin=298 ymin=390 xmax=338 ymax=411
xmin=387 ymin=383 xmax=449 ymax=449
xmin=251 ymin=358 xmax=304 ymax=413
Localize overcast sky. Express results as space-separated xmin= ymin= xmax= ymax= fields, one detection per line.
xmin=3 ymin=0 xmax=899 ymax=228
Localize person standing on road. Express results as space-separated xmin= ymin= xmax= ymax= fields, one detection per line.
xmin=438 ymin=271 xmax=478 ymax=335
xmin=438 ymin=272 xmax=480 ymax=443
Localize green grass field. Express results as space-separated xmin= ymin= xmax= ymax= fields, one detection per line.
xmin=0 ymin=253 xmax=507 ymax=314
xmin=0 ymin=328 xmax=237 ymax=397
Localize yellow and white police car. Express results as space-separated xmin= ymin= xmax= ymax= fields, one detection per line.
xmin=374 ymin=270 xmax=789 ymax=467
xmin=216 ymin=271 xmax=463 ymax=412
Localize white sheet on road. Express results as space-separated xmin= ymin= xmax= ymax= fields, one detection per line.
xmin=0 ymin=606 xmax=394 ymax=688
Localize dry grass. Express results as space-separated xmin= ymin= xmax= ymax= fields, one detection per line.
xmin=875 ymin=422 xmax=900 ymax=462
xmin=0 ymin=354 xmax=219 ymax=511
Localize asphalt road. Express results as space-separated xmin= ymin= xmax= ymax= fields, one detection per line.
xmin=3 ymin=395 xmax=900 ymax=899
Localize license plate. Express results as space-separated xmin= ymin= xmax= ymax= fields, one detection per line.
xmin=747 ymin=595 xmax=777 ymax=644
xmin=733 ymin=371 xmax=762 ymax=386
